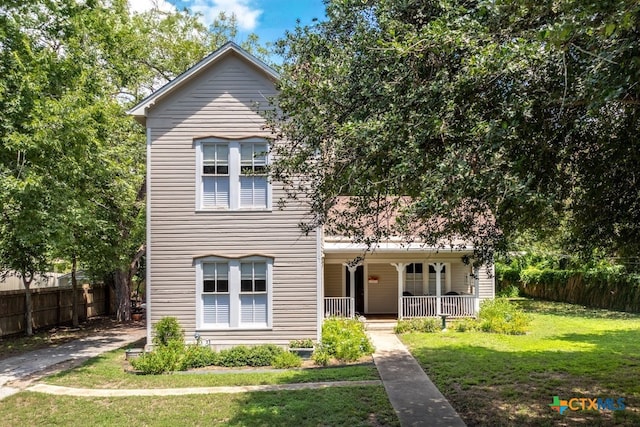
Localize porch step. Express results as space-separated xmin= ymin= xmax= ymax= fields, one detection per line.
xmin=365 ymin=321 xmax=397 ymax=331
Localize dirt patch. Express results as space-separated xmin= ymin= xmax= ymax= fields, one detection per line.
xmin=0 ymin=316 xmax=145 ymax=361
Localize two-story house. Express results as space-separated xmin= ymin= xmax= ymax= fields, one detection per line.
xmin=129 ymin=42 xmax=494 ymax=348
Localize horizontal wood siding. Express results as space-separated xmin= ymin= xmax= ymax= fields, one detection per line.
xmin=324 ymin=264 xmax=343 ymax=297
xmin=366 ymin=263 xmax=398 ymax=314
xmin=478 ymin=264 xmax=495 ymax=300
xmin=450 ymin=261 xmax=472 ymax=294
xmin=147 ymin=53 xmax=317 ymax=345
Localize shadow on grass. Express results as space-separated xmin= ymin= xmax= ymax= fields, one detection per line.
xmin=407 ymin=328 xmax=640 ymax=426
xmin=515 ymin=299 xmax=640 ymax=320
xmin=224 ymin=386 xmax=399 ymax=426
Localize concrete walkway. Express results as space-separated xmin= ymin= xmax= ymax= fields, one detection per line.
xmin=368 ymin=329 xmax=466 ymax=427
xmin=0 ymin=326 xmax=146 ymax=400
xmin=28 ymin=380 xmax=381 ymax=396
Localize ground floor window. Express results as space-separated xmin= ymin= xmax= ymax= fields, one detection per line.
xmin=196 ymin=256 xmax=272 ymax=329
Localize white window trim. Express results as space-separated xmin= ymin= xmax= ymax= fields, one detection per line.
xmin=195 ymin=256 xmax=273 ymax=330
xmin=195 ymin=137 xmax=272 ymax=211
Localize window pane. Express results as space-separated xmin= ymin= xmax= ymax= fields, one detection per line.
xmin=203 ymin=263 xmax=216 ymax=278
xmin=255 ymin=280 xmax=266 ymax=292
xmin=203 ymin=280 xmax=215 ymax=293
xmin=254 ymin=263 xmax=266 ymax=279
xmin=240 ymin=143 xmax=252 ymax=161
xmin=203 ymin=145 xmax=216 ymax=161
xmin=253 ymin=294 xmax=267 ymax=324
xmin=216 ymin=165 xmax=229 ymax=174
xmin=217 ymin=264 xmax=228 ymax=280
xmin=241 ymin=279 xmax=253 ymax=292
xmin=217 ymin=279 xmax=229 ymax=293
xmin=240 ymin=294 xmax=267 ymax=325
xmin=406 ymin=264 xmax=414 ymax=273
xmin=216 ymin=145 xmax=228 ymax=162
xmin=203 ymin=165 xmax=216 ymax=174
xmin=241 ymin=263 xmax=252 ymax=278
xmin=415 ymin=263 xmax=423 ymax=274
xmin=240 ymin=177 xmax=267 ymax=208
xmin=203 ymin=177 xmax=229 ymax=207
xmin=254 ymin=144 xmax=267 ymax=158
xmin=203 ymin=294 xmax=230 ymax=325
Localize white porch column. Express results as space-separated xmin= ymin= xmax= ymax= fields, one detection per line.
xmin=392 ymin=263 xmax=406 ymax=319
xmin=431 ymin=262 xmax=445 ymax=315
xmin=345 ymin=264 xmax=359 ymax=317
xmin=473 ymin=266 xmax=480 ymax=314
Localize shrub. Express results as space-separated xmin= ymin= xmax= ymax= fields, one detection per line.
xmin=272 ymin=351 xmax=302 ymax=368
xmin=454 ymin=318 xmax=479 ymax=332
xmin=217 ymin=344 xmax=285 ymax=367
xmin=394 ymin=318 xmax=441 ymax=334
xmin=153 ymin=317 xmax=184 ymax=347
xmin=179 ymin=344 xmax=219 ymax=370
xmin=478 ymin=298 xmax=530 ymax=334
xmin=312 ymin=347 xmax=331 ymax=366
xmin=321 ymin=318 xmax=374 ymax=362
xmin=289 ymin=338 xmax=315 ymax=348
xmin=130 ymin=340 xmax=183 ymax=374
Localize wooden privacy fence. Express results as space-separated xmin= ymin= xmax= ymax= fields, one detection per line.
xmin=0 ymin=284 xmax=111 ymax=337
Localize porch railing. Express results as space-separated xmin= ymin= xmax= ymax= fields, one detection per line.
xmin=324 ymin=297 xmax=355 ymax=318
xmin=401 ymin=295 xmax=477 ymax=319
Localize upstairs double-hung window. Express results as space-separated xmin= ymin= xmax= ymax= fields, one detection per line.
xmin=202 ymin=144 xmax=229 ymax=208
xmin=240 ymin=143 xmax=267 ymax=208
xmin=196 ymin=138 xmax=270 ymax=210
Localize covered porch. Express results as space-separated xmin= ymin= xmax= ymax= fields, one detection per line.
xmin=322 ymin=243 xmax=484 ymax=320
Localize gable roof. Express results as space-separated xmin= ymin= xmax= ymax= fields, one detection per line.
xmin=127 ymin=41 xmax=279 ymax=123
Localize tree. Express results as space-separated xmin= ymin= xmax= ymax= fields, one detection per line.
xmin=268 ymin=0 xmax=639 ymax=265
xmin=0 ymin=0 xmax=271 ymax=329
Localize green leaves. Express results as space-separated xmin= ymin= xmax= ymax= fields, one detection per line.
xmin=269 ymin=0 xmax=640 ymax=265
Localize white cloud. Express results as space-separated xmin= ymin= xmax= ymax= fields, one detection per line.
xmin=128 ymin=0 xmax=177 ymax=14
xmin=189 ymin=0 xmax=262 ymax=31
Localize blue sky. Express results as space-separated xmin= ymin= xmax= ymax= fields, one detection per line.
xmin=129 ymin=0 xmax=327 ymax=46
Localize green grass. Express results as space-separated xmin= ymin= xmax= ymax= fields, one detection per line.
xmin=0 ymin=387 xmax=399 ymax=426
xmin=45 ymin=348 xmax=379 ymax=389
xmin=401 ymin=299 xmax=640 ymax=426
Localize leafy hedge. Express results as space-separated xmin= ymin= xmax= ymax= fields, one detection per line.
xmin=130 ymin=318 xmax=301 ymax=374
xmin=496 ymin=263 xmax=640 ymax=312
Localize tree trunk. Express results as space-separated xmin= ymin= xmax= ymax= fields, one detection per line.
xmin=114 ymin=269 xmax=131 ymax=322
xmin=23 ymin=277 xmax=33 ymax=336
xmin=71 ymin=254 xmax=79 ymax=327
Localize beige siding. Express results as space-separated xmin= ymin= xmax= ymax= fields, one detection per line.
xmin=478 ymin=264 xmax=495 ymax=300
xmin=449 ymin=261 xmax=472 ymax=294
xmin=366 ymin=263 xmax=398 ymax=314
xmin=324 ymin=264 xmax=343 ymax=297
xmin=147 ymin=52 xmax=317 ymax=345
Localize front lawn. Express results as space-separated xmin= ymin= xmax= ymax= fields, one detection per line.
xmin=1 ymin=347 xmax=393 ymax=426
xmin=0 ymin=386 xmax=399 ymax=426
xmin=401 ymin=299 xmax=640 ymax=426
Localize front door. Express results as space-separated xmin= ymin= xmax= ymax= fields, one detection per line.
xmin=345 ymin=266 xmax=365 ymax=315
